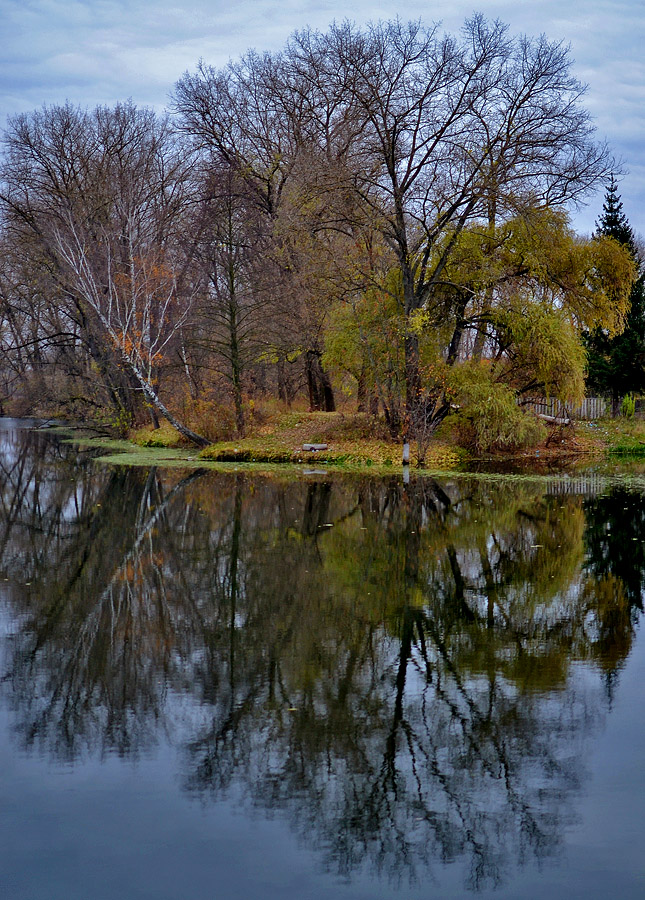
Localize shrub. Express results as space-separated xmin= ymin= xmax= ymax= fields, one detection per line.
xmin=183 ymin=398 xmax=237 ymax=443
xmin=131 ymin=422 xmax=182 ymax=447
xmin=449 ymin=365 xmax=546 ymax=452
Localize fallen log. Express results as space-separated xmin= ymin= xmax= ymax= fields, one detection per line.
xmin=538 ymin=413 xmax=571 ymax=425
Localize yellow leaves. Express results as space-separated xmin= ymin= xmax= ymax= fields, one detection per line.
xmin=447 ymin=360 xmax=547 ymax=451
xmin=441 ymin=207 xmax=636 ymax=337
xmin=582 ymin=234 xmax=636 ymax=334
xmin=499 ymin=206 xmax=571 ymax=278
xmin=493 ymin=300 xmax=586 ymax=405
xmin=505 ymin=210 xmax=635 ymax=335
xmin=408 ymin=308 xmax=432 ymax=335
xmin=323 ymin=289 xmax=405 ymax=384
xmin=257 ymin=349 xmax=280 ymax=365
xmin=438 ymin=221 xmax=508 ymax=292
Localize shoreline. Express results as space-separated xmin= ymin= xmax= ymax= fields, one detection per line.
xmin=17 ymin=413 xmax=645 ymax=478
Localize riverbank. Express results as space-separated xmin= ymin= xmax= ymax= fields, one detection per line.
xmin=125 ymin=409 xmax=645 ymax=471
xmin=95 ymin=410 xmax=463 ymax=473
xmin=49 ymin=409 xmax=645 ymax=473
xmin=195 ymin=411 xmax=463 ymax=470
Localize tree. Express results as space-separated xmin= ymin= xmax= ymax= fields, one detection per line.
xmin=282 ymin=17 xmax=613 ymax=440
xmin=323 ymin=207 xmax=633 ymax=453
xmin=439 ymin=208 xmax=634 ymax=419
xmin=0 ymin=19 xmax=624 ymax=434
xmin=596 ymin=174 xmax=636 ymax=247
xmin=0 ymin=102 xmax=210 ymax=445
xmin=184 ymin=164 xmax=274 ymax=436
xmin=173 ymin=17 xmax=613 ymax=433
xmin=584 ymin=176 xmax=645 ymax=407
xmin=173 ymin=50 xmax=340 ymax=412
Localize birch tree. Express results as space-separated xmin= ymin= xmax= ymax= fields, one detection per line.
xmin=1 ymin=102 xmax=209 ymax=445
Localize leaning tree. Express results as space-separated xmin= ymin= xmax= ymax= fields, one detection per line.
xmin=0 ymin=101 xmax=210 ymax=444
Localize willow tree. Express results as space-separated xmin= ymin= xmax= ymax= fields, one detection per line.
xmin=439 ymin=208 xmax=635 ymax=393
xmin=176 ymin=16 xmax=613 ymax=435
xmin=323 ymin=206 xmax=634 ymax=454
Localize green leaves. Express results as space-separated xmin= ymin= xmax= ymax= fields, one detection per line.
xmin=447 ymin=362 xmax=547 ymax=452
xmin=492 ymin=300 xmax=586 ymax=404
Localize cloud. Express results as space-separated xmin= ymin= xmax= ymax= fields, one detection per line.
xmin=1 ymin=0 xmax=644 ymax=231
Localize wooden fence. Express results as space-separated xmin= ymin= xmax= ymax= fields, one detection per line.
xmin=522 ymin=396 xmax=609 ymax=420
xmin=545 ymin=474 xmax=608 ymax=496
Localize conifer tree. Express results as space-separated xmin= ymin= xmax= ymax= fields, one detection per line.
xmin=598 ymin=175 xmax=636 ymax=249
xmin=584 ymin=177 xmax=645 ymax=406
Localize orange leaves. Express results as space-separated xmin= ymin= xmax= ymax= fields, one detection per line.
xmin=106 ymin=250 xmax=180 ymax=368
xmin=115 ymin=551 xmax=166 ymax=586
xmin=113 ymin=254 xmax=177 ymax=308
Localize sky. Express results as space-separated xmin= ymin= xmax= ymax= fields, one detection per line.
xmin=1 ymin=0 xmax=644 ymax=235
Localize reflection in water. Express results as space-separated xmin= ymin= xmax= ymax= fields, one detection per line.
xmin=0 ymin=421 xmax=641 ymax=892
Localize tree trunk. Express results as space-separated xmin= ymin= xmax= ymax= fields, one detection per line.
xmin=447 ymin=293 xmax=470 ymax=364
xmin=83 ymin=327 xmax=138 ymax=427
xmin=403 ymin=331 xmax=421 ymax=441
xmin=277 ymin=356 xmax=290 ymax=406
xmin=230 ymin=319 xmax=245 ymax=436
xmin=472 ymin=201 xmax=497 ymax=361
xmin=357 ymin=366 xmax=367 ymax=413
xmin=133 ymin=366 xmax=211 ymax=447
xmin=227 ymin=253 xmax=245 ymax=437
xmin=305 ymin=349 xmax=335 ymax=412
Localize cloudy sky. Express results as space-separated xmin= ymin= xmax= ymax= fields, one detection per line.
xmin=2 ymin=0 xmax=644 ymax=234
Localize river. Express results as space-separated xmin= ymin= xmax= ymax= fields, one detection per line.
xmin=0 ymin=419 xmax=643 ymax=898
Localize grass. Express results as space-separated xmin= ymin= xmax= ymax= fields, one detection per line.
xmin=60 ymin=405 xmax=645 ymax=474
xmin=131 ymin=421 xmax=184 ymax=448
xmin=58 ymin=409 xmax=462 ymax=473
xmin=198 ymin=410 xmax=463 ymax=471
xmin=577 ymin=417 xmax=645 ymax=456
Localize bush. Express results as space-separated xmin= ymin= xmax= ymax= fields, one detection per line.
xmin=131 ymin=422 xmax=182 ymax=447
xmin=621 ymin=393 xmax=636 ymax=418
xmin=183 ymin=398 xmax=237 ymax=443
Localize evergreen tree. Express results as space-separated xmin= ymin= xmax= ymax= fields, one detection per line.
xmin=584 ymin=177 xmax=645 ymax=406
xmin=597 ymin=175 xmax=636 ymax=249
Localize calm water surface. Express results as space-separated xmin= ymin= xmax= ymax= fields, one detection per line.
xmin=0 ymin=420 xmax=644 ymax=899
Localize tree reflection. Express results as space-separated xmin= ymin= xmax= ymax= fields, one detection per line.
xmin=582 ymin=486 xmax=645 ymax=691
xmin=0 ymin=424 xmax=641 ymax=890
xmin=182 ymin=478 xmax=611 ymax=889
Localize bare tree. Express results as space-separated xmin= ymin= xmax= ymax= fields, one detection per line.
xmin=0 ymin=102 xmax=210 ymax=444
xmin=174 ymin=17 xmax=611 ymax=434
xmin=1 ymin=18 xmax=613 ymax=434
xmin=173 ymin=50 xmax=348 ymax=412
xmin=186 ymin=163 xmax=274 ymax=435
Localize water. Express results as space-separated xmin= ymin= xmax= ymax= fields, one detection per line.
xmin=0 ymin=419 xmax=644 ymax=898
